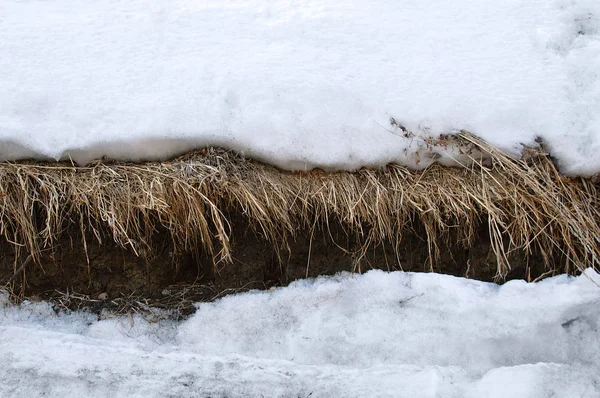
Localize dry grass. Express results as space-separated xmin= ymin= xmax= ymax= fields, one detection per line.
xmin=0 ymin=132 xmax=598 ymax=280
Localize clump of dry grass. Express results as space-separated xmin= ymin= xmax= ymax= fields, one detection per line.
xmin=0 ymin=132 xmax=598 ymax=281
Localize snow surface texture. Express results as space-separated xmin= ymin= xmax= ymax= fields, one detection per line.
xmin=1 ymin=0 xmax=600 ymax=174
xmin=0 ymin=270 xmax=599 ymax=397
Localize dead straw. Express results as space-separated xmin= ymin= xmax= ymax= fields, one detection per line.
xmin=0 ymin=132 xmax=598 ymax=280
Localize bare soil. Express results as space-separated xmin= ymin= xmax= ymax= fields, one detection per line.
xmin=0 ymin=209 xmax=560 ymax=319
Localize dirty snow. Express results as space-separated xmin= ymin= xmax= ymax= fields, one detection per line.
xmin=1 ymin=0 xmax=600 ymax=174
xmin=1 ymin=270 xmax=599 ymax=397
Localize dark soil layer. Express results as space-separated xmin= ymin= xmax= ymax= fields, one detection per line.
xmin=0 ymin=210 xmax=559 ymax=308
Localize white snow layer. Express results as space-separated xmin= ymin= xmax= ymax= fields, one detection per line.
xmin=0 ymin=270 xmax=599 ymax=397
xmin=1 ymin=0 xmax=600 ymax=174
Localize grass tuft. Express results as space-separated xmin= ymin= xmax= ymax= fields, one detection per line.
xmin=1 ymin=132 xmax=598 ymax=281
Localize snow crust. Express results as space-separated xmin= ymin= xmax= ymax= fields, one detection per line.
xmin=1 ymin=0 xmax=600 ymax=174
xmin=1 ymin=270 xmax=599 ymax=397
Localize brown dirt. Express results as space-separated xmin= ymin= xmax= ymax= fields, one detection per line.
xmin=0 ymin=209 xmax=559 ymax=318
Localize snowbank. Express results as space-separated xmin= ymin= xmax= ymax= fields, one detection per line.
xmin=1 ymin=0 xmax=600 ymax=174
xmin=1 ymin=270 xmax=599 ymax=397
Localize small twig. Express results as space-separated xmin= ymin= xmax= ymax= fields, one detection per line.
xmin=532 ymin=269 xmax=556 ymax=283
xmin=399 ymin=293 xmax=424 ymax=307
xmin=4 ymin=255 xmax=33 ymax=285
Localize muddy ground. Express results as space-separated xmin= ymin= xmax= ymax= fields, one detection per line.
xmin=0 ymin=212 xmax=563 ymax=318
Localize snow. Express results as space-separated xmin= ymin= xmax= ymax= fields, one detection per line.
xmin=1 ymin=0 xmax=600 ymax=174
xmin=1 ymin=269 xmax=599 ymax=397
